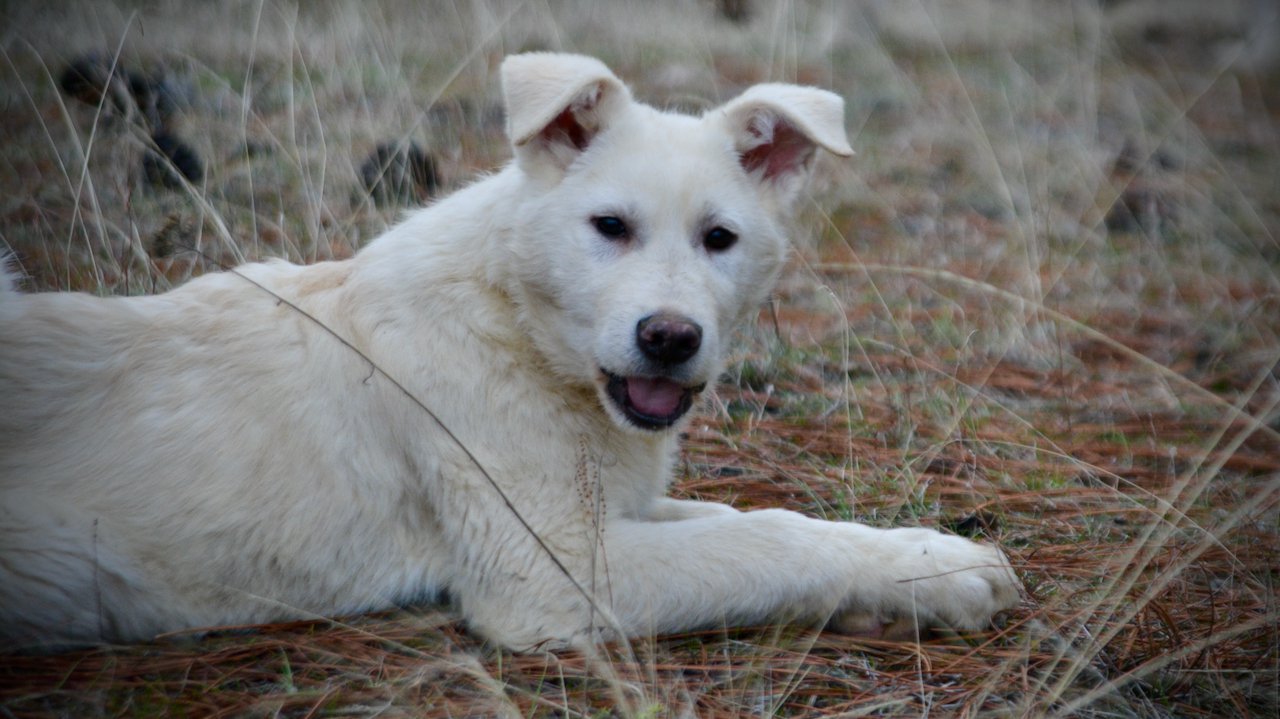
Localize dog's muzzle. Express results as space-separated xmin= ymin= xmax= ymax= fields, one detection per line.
xmin=601 ymin=312 xmax=708 ymax=430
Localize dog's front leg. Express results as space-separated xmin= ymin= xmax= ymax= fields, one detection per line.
xmin=601 ymin=509 xmax=1020 ymax=639
xmin=642 ymin=497 xmax=740 ymax=521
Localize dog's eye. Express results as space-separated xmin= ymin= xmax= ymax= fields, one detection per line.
xmin=703 ymin=226 xmax=738 ymax=252
xmin=592 ymin=216 xmax=629 ymax=239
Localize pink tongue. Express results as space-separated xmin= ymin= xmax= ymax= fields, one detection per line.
xmin=627 ymin=377 xmax=684 ymax=417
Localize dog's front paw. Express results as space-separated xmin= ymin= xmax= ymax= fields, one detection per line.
xmin=832 ymin=527 xmax=1021 ymax=638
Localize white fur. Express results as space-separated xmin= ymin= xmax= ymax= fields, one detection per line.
xmin=0 ymin=54 xmax=1019 ymax=652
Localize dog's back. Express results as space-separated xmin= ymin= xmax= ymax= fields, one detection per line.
xmin=0 ymin=260 xmax=448 ymax=647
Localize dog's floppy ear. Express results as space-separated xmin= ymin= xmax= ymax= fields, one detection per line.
xmin=717 ymin=84 xmax=853 ymax=205
xmin=502 ymin=53 xmax=631 ymax=181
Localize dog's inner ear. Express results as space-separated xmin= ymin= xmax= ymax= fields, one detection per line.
xmin=719 ymin=85 xmax=853 ymax=204
xmin=530 ymin=83 xmax=607 ymax=165
xmin=738 ymin=111 xmax=817 ymax=182
xmin=546 ymin=106 xmax=590 ymax=150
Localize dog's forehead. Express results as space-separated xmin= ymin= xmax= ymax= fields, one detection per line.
xmin=572 ymin=105 xmax=748 ymax=208
xmin=626 ymin=104 xmax=732 ymax=158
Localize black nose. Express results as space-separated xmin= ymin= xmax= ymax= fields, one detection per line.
xmin=636 ymin=313 xmax=703 ymax=365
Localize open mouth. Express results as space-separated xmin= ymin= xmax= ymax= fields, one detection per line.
xmin=603 ymin=370 xmax=705 ymax=430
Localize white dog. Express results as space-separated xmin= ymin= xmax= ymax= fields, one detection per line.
xmin=0 ymin=53 xmax=1019 ymax=652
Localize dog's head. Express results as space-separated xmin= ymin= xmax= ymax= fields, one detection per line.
xmin=498 ymin=53 xmax=851 ymax=433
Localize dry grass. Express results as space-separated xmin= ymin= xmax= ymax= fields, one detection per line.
xmin=1 ymin=1 xmax=1277 ymax=716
